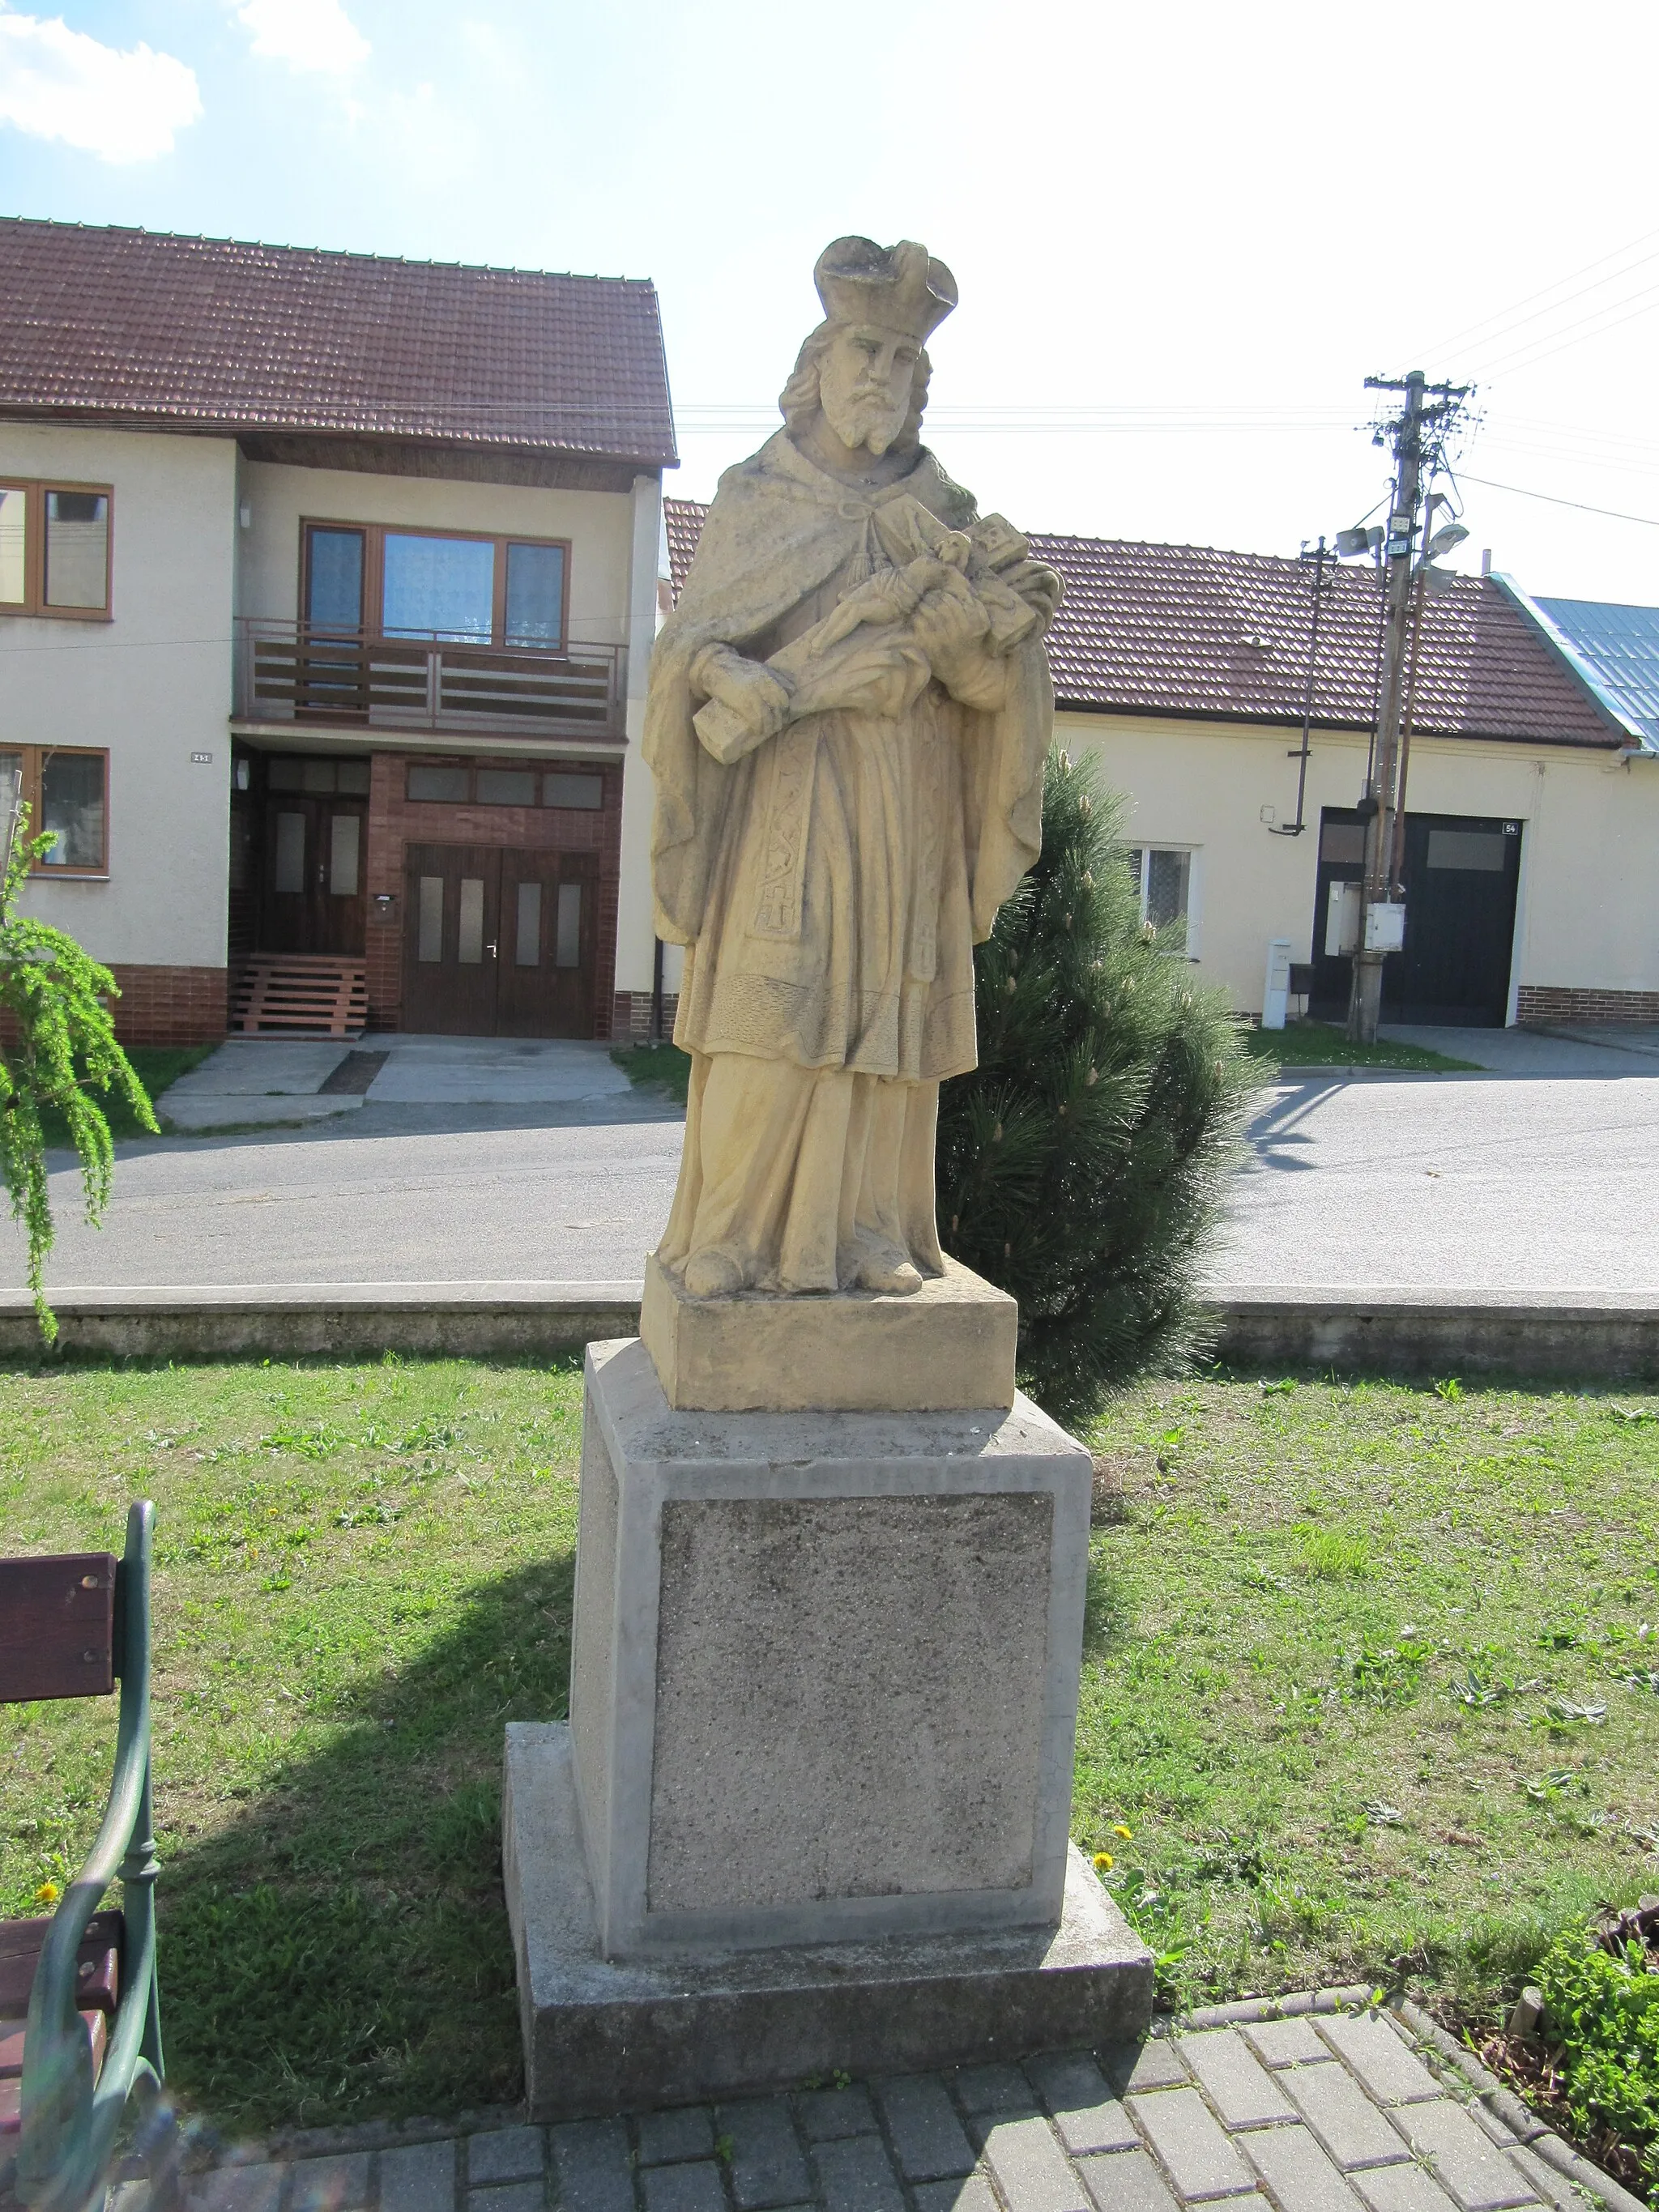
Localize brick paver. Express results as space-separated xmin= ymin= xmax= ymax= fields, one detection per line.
xmin=288 ymin=2155 xmax=372 ymax=2212
xmin=1240 ymin=2018 xmax=1330 ymax=2070
xmin=638 ymin=2110 xmax=717 ymax=2168
xmin=178 ymin=1997 xmax=1617 ymax=2212
xmin=979 ymin=2116 xmax=1090 ymax=2212
xmin=1241 ymin=2123 xmax=1366 ymax=2210
xmin=718 ymin=2099 xmax=813 ymax=2211
xmin=467 ymin=2130 xmax=544 ymax=2187
xmin=379 ymin=2142 xmax=456 ymax=2212
xmin=873 ymin=2076 xmax=976 ymax=2182
xmin=796 ymin=2089 xmax=877 ymax=2144
xmin=641 ymin=2164 xmax=728 ymax=2212
xmin=1024 ymin=2052 xmax=1139 ymax=2159
xmin=1281 ymin=2062 xmax=1416 ymax=2171
xmin=1127 ymin=2088 xmax=1256 ymax=2201
xmin=1315 ymin=2015 xmax=1443 ymax=2107
xmin=1175 ymin=2031 xmax=1299 ymax=2130
xmin=812 ymin=2133 xmax=905 ymax=2212
xmin=1386 ymin=2101 xmax=1538 ymax=2212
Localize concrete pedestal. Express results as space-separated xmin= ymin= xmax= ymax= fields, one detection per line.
xmin=504 ymin=1724 xmax=1153 ymax=2119
xmin=503 ymin=1336 xmax=1153 ymax=2114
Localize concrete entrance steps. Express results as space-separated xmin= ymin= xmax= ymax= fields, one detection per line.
xmin=231 ymin=956 xmax=368 ymax=1038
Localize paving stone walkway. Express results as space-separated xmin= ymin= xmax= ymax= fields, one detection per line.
xmin=177 ymin=1993 xmax=1643 ymax=2212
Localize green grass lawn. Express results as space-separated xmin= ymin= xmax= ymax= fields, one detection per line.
xmin=611 ymin=1039 xmax=692 ymax=1104
xmin=32 ymin=1044 xmax=215 ymax=1144
xmin=1077 ymin=1375 xmax=1659 ymax=2022
xmin=1243 ymin=1021 xmax=1482 ymax=1072
xmin=2 ymin=1359 xmax=1656 ymax=2140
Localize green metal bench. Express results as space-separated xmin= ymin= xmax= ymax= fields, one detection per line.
xmin=0 ymin=1501 xmax=176 ymax=2212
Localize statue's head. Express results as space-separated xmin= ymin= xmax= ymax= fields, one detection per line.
xmin=781 ymin=237 xmax=957 ymax=462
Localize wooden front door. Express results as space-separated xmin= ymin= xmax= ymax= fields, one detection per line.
xmin=403 ymin=844 xmax=598 ymax=1038
xmin=496 ymin=848 xmax=598 ymax=1038
xmin=261 ymin=795 xmax=367 ymax=955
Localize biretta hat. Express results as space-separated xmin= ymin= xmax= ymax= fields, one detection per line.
xmin=812 ymin=237 xmax=957 ymax=343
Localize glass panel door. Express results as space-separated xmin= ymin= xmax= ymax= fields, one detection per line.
xmin=504 ymin=542 xmax=565 ymax=646
xmin=402 ymin=845 xmax=501 ymax=1034
xmin=305 ymin=528 xmax=365 ymax=629
xmin=496 ymin=850 xmax=596 ymax=1038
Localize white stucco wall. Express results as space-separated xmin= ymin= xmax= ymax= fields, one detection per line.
xmin=235 ymin=460 xmax=637 ymax=649
xmin=1056 ymin=710 xmax=1659 ymax=1016
xmin=1 ymin=422 xmax=237 ymax=968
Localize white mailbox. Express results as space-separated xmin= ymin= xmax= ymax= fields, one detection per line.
xmin=1260 ymin=938 xmax=1292 ymax=1030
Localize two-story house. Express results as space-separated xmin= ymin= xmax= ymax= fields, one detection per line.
xmin=1 ymin=218 xmax=676 ymax=1045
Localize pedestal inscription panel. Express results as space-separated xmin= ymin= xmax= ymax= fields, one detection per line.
xmin=649 ymin=1490 xmax=1051 ymax=1912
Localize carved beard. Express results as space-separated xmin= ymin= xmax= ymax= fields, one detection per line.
xmin=822 ymin=383 xmax=911 ymax=458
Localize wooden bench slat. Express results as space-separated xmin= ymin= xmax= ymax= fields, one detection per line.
xmin=0 ymin=1912 xmax=122 ymax=2018
xmin=0 ymin=1554 xmax=115 ymax=1703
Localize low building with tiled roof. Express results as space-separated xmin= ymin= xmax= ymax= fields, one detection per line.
xmin=3 ymin=220 xmax=677 ymax=1044
xmin=661 ymin=497 xmax=1659 ymax=1026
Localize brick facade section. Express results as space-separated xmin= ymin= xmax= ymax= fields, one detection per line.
xmin=108 ymin=964 xmax=228 ymax=1046
xmin=612 ymin=991 xmax=680 ymax=1043
xmin=1517 ymin=983 xmax=1659 ymax=1025
xmin=365 ymin=750 xmax=625 ymax=1037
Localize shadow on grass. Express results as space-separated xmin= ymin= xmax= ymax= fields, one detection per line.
xmin=157 ymin=1553 xmax=574 ymax=2137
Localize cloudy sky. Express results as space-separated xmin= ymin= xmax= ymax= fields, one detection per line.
xmin=3 ymin=0 xmax=1658 ymax=603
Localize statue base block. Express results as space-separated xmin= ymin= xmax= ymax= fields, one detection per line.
xmin=504 ymin=1722 xmax=1154 ymax=2120
xmin=639 ymin=1251 xmax=1017 ymax=1411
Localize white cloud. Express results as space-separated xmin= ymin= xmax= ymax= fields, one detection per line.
xmin=232 ymin=0 xmax=369 ymax=74
xmin=0 ymin=6 xmax=201 ymax=162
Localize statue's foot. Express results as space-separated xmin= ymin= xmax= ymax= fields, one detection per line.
xmin=684 ymin=1247 xmax=745 ymax=1299
xmin=855 ymin=1252 xmax=924 ymax=1295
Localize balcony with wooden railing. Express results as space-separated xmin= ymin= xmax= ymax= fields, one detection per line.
xmin=234 ymin=621 xmax=625 ymax=744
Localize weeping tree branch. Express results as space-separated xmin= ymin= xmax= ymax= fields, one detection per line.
xmin=1 ymin=799 xmax=157 ymax=1341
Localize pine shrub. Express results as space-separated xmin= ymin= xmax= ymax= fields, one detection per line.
xmin=937 ymin=747 xmax=1252 ymax=1422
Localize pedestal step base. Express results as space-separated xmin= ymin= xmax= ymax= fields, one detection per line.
xmin=504 ymin=1723 xmax=1154 ymax=2121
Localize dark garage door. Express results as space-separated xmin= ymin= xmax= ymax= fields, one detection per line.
xmin=1310 ymin=808 xmax=1523 ymax=1027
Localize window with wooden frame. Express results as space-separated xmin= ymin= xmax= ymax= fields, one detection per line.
xmin=301 ymin=522 xmax=569 ymax=649
xmin=0 ymin=746 xmax=109 ymax=872
xmin=0 ymin=479 xmax=113 ymax=619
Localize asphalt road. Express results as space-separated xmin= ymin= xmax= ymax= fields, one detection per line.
xmin=9 ymin=1069 xmax=1659 ymax=1298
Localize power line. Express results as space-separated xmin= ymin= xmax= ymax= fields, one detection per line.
xmin=1398 ymin=224 xmax=1659 ymax=364
xmin=1456 ymin=471 xmax=1659 ymax=528
xmin=1472 ymin=280 xmax=1659 ymax=381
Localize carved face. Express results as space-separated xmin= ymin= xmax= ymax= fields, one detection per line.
xmin=817 ymin=322 xmax=921 ymax=456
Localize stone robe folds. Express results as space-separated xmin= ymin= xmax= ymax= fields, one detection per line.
xmin=646 ymin=432 xmax=1054 ymax=1294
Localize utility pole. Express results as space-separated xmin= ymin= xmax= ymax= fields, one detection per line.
xmin=1346 ymin=369 xmax=1469 ymax=1045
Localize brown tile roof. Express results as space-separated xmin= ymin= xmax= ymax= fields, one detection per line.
xmin=662 ymin=497 xmax=1618 ymax=747
xmin=0 ymin=218 xmax=676 ymax=467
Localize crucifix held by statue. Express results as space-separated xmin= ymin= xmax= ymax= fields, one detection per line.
xmin=645 ymin=236 xmax=1062 ymax=1300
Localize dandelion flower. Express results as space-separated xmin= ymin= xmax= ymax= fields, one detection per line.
xmin=1093 ymin=1851 xmax=1114 ymax=1873
xmin=1112 ymin=1823 xmax=1133 ymax=1839
xmin=34 ymin=1882 xmax=60 ymax=1907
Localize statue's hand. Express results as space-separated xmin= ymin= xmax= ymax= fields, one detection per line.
xmin=1001 ymin=558 xmax=1063 ymax=628
xmin=689 ymin=642 xmax=794 ymax=752
xmin=908 ymin=577 xmax=990 ymax=673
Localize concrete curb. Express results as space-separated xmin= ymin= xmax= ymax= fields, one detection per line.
xmin=5 ymin=1282 xmax=1659 ymax=1379
xmin=1212 ymin=1287 xmax=1659 ymax=1380
xmin=0 ymin=1283 xmax=642 ymax=1361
